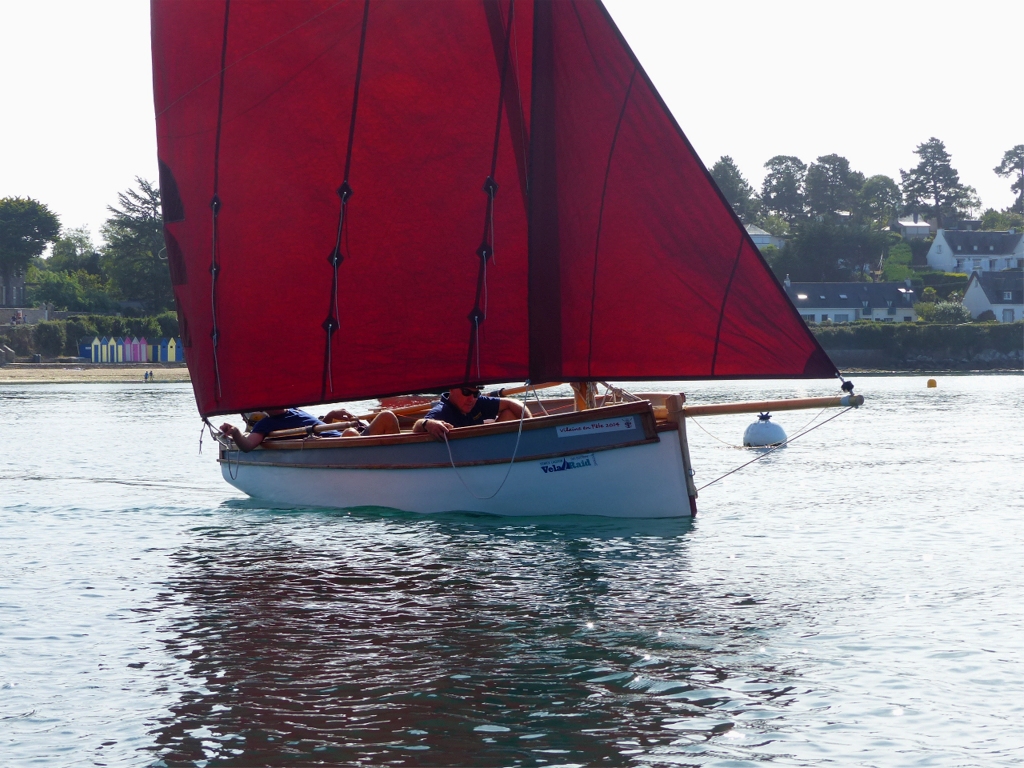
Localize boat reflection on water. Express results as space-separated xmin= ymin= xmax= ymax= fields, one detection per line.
xmin=145 ymin=508 xmax=802 ymax=765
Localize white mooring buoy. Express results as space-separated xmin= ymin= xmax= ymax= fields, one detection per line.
xmin=743 ymin=412 xmax=787 ymax=447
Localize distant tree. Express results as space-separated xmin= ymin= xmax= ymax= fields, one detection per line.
xmin=0 ymin=197 xmax=61 ymax=307
xmin=806 ymin=154 xmax=863 ymax=219
xmin=33 ymin=320 xmax=67 ymax=357
xmin=154 ymin=310 xmax=180 ymax=338
xmin=769 ymin=221 xmax=887 ymax=282
xmin=994 ymin=145 xmax=1024 ymax=214
xmin=26 ymin=266 xmax=116 ymax=313
xmin=858 ymin=174 xmax=902 ymax=228
xmin=979 ymin=207 xmax=1024 ymax=231
xmin=47 ymin=226 xmax=102 ymax=275
xmin=101 ymin=178 xmax=173 ymax=313
xmin=756 ymin=214 xmax=790 ymax=238
xmin=900 ymin=138 xmax=979 ymax=227
xmin=921 ymin=286 xmax=937 ymax=303
xmin=761 ymin=155 xmax=807 ymax=224
xmin=709 ymin=155 xmax=759 ymax=223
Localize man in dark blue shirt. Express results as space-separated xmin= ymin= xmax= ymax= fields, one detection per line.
xmin=414 ymin=385 xmax=530 ymax=440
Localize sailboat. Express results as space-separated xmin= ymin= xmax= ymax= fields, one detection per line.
xmin=150 ymin=0 xmax=860 ymax=518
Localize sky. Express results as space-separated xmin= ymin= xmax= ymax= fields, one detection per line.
xmin=0 ymin=0 xmax=1018 ymax=246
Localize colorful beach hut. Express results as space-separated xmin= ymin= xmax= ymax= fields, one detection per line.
xmin=138 ymin=336 xmax=147 ymax=362
xmin=84 ymin=336 xmax=101 ymax=361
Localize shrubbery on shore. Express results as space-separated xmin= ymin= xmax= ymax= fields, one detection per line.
xmin=0 ymin=312 xmax=179 ymax=357
xmin=812 ymin=320 xmax=1023 ymax=355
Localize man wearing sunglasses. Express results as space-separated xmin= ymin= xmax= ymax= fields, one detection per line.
xmin=414 ymin=385 xmax=530 ymax=439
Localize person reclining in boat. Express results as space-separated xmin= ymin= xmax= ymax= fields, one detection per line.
xmin=219 ymin=407 xmax=399 ymax=452
xmin=413 ymin=385 xmax=530 ymax=440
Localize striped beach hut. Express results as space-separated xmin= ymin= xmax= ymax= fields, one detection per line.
xmin=138 ymin=336 xmax=147 ymax=362
xmin=121 ymin=336 xmax=132 ymax=362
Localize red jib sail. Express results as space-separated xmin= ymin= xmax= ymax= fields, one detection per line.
xmin=151 ymin=0 xmax=836 ymax=418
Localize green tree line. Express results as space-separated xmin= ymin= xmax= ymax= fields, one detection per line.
xmin=709 ymin=140 xmax=1024 ymax=282
xmin=0 ymin=178 xmax=172 ymax=313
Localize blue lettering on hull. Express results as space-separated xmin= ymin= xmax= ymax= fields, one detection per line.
xmin=539 ymin=453 xmax=598 ymax=474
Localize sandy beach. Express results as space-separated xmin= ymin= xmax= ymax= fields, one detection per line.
xmin=0 ymin=364 xmax=190 ymax=384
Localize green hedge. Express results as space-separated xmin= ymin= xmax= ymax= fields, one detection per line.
xmin=812 ymin=321 xmax=1024 ymax=354
xmin=0 ymin=312 xmax=181 ymax=357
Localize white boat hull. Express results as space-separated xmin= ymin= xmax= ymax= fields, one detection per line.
xmin=219 ymin=402 xmax=693 ymax=518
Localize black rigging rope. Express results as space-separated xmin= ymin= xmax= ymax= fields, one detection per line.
xmin=208 ymin=0 xmax=232 ymax=401
xmin=322 ymin=0 xmax=370 ymax=398
xmin=464 ymin=0 xmax=515 ymax=383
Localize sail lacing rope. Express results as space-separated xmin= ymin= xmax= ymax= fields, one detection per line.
xmin=694 ymin=405 xmax=855 ymax=492
xmin=208 ymin=0 xmax=232 ymax=401
xmin=464 ymin=1 xmax=515 ymax=382
xmin=442 ymin=384 xmax=528 ymax=500
xmin=322 ymin=0 xmax=370 ymax=397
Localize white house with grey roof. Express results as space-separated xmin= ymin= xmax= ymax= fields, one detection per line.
xmin=896 ymin=214 xmax=932 ymax=239
xmin=962 ymin=271 xmax=1023 ymax=323
xmin=745 ymin=224 xmax=786 ymax=250
xmin=925 ymin=229 xmax=1023 ymax=274
xmin=782 ymin=277 xmax=918 ymax=323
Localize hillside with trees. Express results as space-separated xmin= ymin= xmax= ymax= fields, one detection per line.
xmin=706 ymin=138 xmax=1023 ymax=285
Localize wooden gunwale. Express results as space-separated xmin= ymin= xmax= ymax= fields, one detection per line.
xmin=255 ymin=401 xmax=657 ymax=451
xmin=217 ymin=436 xmax=660 ymax=470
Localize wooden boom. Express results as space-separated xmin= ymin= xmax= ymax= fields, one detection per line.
xmin=680 ymin=394 xmax=863 ymax=418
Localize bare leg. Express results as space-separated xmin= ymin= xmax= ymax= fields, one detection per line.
xmin=363 ymin=410 xmax=400 ymax=436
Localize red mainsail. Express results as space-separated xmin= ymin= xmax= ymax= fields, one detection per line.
xmin=151 ymin=0 xmax=837 ymax=418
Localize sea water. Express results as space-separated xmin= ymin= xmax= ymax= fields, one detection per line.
xmin=1 ymin=375 xmax=1022 ymax=767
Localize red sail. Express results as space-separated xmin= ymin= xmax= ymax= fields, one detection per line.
xmin=152 ymin=0 xmax=836 ymax=418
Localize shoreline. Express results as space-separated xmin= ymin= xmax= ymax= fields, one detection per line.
xmin=0 ymin=363 xmax=190 ymax=384
xmin=0 ymin=364 xmax=1019 ymax=386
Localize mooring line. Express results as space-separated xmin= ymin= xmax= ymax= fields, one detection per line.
xmin=695 ymin=406 xmax=855 ymax=492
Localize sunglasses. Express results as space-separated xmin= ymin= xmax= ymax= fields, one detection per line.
xmin=459 ymin=387 xmax=481 ymax=397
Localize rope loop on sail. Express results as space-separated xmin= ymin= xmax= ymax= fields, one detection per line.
xmin=323 ymin=181 xmax=352 ymax=393
xmin=321 ymin=1 xmax=370 ymax=398
xmin=463 ymin=5 xmax=515 ymax=383
xmin=209 ymin=195 xmax=223 ymax=400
